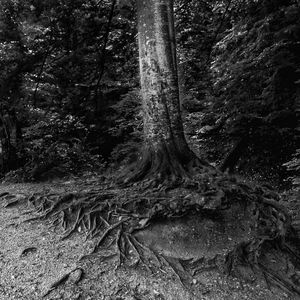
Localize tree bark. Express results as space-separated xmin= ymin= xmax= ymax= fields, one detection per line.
xmin=0 ymin=110 xmax=21 ymax=172
xmin=124 ymin=0 xmax=207 ymax=183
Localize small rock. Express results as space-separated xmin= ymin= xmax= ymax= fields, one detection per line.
xmin=69 ymin=268 xmax=84 ymax=284
xmin=74 ymin=294 xmax=81 ymax=300
xmin=20 ymin=247 xmax=38 ymax=257
xmin=192 ymin=279 xmax=197 ymax=285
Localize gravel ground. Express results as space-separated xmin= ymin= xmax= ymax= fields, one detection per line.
xmin=0 ymin=182 xmax=297 ymax=300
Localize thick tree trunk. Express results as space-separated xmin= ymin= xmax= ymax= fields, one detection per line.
xmin=124 ymin=0 xmax=207 ymax=183
xmin=138 ymin=0 xmax=183 ymax=146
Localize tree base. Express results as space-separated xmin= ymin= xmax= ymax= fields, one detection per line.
xmin=119 ymin=142 xmax=212 ymax=186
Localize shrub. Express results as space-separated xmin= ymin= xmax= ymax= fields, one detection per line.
xmin=5 ymin=107 xmax=104 ymax=182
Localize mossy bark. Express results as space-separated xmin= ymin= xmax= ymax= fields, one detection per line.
xmin=125 ymin=0 xmax=207 ymax=183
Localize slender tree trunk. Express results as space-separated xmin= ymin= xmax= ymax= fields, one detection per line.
xmin=124 ymin=0 xmax=207 ymax=183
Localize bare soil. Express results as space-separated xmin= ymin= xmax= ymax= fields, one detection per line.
xmin=0 ymin=181 xmax=297 ymax=300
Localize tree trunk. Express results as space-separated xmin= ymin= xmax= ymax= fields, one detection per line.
xmin=0 ymin=110 xmax=21 ymax=172
xmin=124 ymin=0 xmax=207 ymax=183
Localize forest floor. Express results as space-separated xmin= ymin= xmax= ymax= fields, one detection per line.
xmin=0 ymin=179 xmax=298 ymax=300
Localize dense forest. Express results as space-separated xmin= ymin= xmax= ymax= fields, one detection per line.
xmin=0 ymin=0 xmax=298 ymax=186
xmin=0 ymin=0 xmax=299 ymax=299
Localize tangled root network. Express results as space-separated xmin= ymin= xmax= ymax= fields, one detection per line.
xmin=12 ymin=169 xmax=300 ymax=296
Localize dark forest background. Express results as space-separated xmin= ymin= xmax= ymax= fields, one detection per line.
xmin=0 ymin=0 xmax=299 ymax=192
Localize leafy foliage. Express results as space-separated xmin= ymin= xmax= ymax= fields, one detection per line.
xmin=182 ymin=0 xmax=300 ymax=187
xmin=0 ymin=0 xmax=298 ymax=189
xmin=0 ymin=0 xmax=138 ymax=178
xmin=284 ymin=149 xmax=300 ymax=190
xmin=6 ymin=108 xmax=104 ymax=181
xmin=109 ymin=89 xmax=142 ymax=166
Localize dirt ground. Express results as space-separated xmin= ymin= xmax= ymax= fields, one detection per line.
xmin=0 ymin=181 xmax=297 ymax=300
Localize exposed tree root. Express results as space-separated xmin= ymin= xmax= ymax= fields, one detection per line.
xmin=5 ymin=199 xmax=20 ymax=208
xmin=259 ymin=263 xmax=300 ymax=295
xmin=159 ymin=254 xmax=187 ymax=288
xmin=42 ymin=273 xmax=70 ymax=297
xmin=118 ymin=142 xmax=212 ymax=187
xmin=42 ymin=267 xmax=83 ymax=297
xmin=5 ymin=169 xmax=300 ymax=297
xmin=124 ymin=233 xmax=143 ymax=267
xmin=115 ymin=228 xmax=125 ymax=269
